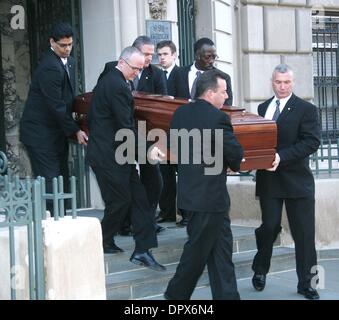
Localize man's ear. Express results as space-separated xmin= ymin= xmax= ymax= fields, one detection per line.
xmin=50 ymin=38 xmax=55 ymax=48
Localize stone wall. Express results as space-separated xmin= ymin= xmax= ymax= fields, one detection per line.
xmin=239 ymin=0 xmax=313 ymax=113
xmin=0 ymin=0 xmax=31 ymax=176
xmin=0 ymin=217 xmax=106 ymax=300
xmin=228 ymin=177 xmax=339 ymax=249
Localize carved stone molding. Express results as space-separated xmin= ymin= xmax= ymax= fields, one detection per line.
xmin=148 ymin=0 xmax=167 ymax=20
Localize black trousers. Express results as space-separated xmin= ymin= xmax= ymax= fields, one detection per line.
xmin=25 ymin=143 xmax=70 ymax=216
xmin=165 ymin=211 xmax=240 ymax=300
xmin=120 ymin=162 xmax=163 ymax=231
xmin=252 ymin=196 xmax=317 ymax=289
xmin=139 ymin=163 xmax=163 ymax=214
xmin=92 ymin=165 xmax=157 ymax=251
xmin=159 ymin=163 xmax=177 ymax=219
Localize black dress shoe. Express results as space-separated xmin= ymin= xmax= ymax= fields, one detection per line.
xmin=156 ymin=224 xmax=166 ymax=234
xmin=252 ymin=273 xmax=266 ymax=291
xmin=103 ymin=243 xmax=124 ymax=254
xmin=297 ymin=287 xmax=320 ymax=300
xmin=130 ymin=251 xmax=166 ymax=271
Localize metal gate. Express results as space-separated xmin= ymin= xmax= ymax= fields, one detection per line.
xmin=26 ymin=0 xmax=90 ymax=206
xmin=177 ymin=0 xmax=196 ymax=66
xmin=313 ymin=15 xmax=339 ymax=139
xmin=312 ymin=14 xmax=339 ymax=174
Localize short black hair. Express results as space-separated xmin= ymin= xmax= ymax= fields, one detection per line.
xmin=156 ymin=40 xmax=177 ymax=54
xmin=194 ymin=38 xmax=215 ymax=54
xmin=50 ymin=22 xmax=74 ymax=41
xmin=195 ymin=69 xmax=226 ymax=99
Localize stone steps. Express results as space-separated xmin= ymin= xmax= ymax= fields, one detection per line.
xmin=103 ymin=224 xmax=295 ymax=300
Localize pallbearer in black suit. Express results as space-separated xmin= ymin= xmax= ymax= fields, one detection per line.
xmin=162 ymin=70 xmax=243 ymax=300
xmin=177 ymin=37 xmax=233 ymax=106
xmin=86 ymin=46 xmax=165 ymax=271
xmin=156 ymin=40 xmax=182 ymax=224
xmin=128 ymin=36 xmax=166 ymax=234
xmin=252 ymin=64 xmax=320 ymax=300
xmin=20 ymin=23 xmax=88 ymax=215
xmin=97 ymin=37 xmax=166 ymax=235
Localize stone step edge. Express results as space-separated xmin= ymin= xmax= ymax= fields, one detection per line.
xmin=105 ymin=247 xmax=295 ymax=287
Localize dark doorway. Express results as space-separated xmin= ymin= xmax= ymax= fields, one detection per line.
xmin=27 ymin=0 xmax=84 ymax=94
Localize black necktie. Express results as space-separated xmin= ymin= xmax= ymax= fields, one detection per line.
xmin=272 ymin=99 xmax=281 ymax=121
xmin=164 ymin=70 xmax=168 ymax=79
xmin=64 ymin=62 xmax=70 ymax=79
xmin=190 ymin=71 xmax=202 ymax=99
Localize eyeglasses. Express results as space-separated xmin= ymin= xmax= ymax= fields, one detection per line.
xmin=123 ymin=58 xmax=143 ymax=72
xmin=201 ymin=54 xmax=219 ymax=60
xmin=56 ymin=41 xmax=73 ymax=48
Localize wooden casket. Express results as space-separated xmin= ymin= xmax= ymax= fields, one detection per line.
xmin=73 ymin=91 xmax=277 ymax=171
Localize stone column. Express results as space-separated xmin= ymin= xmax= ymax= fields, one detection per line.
xmin=195 ymin=0 xmax=234 ymax=102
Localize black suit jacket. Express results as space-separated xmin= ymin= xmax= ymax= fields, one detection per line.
xmin=165 ymin=65 xmax=184 ymax=97
xmin=20 ymin=49 xmax=79 ymax=151
xmin=256 ymin=94 xmax=320 ymax=198
xmin=136 ymin=64 xmax=167 ymax=95
xmin=170 ymin=99 xmax=243 ymax=212
xmin=97 ymin=61 xmax=167 ymax=95
xmin=86 ymin=67 xmax=136 ymax=170
xmin=177 ymin=65 xmax=233 ymax=106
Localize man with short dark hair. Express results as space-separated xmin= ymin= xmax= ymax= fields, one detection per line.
xmin=174 ymin=37 xmax=234 ymax=227
xmin=20 ymin=22 xmax=88 ymax=215
xmin=178 ymin=37 xmax=233 ymax=106
xmin=164 ymin=69 xmax=243 ymax=300
xmin=156 ymin=40 xmax=183 ymax=224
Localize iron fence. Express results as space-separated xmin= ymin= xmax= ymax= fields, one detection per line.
xmin=312 ymin=15 xmax=339 ymax=174
xmin=0 ymin=154 xmax=78 ymax=300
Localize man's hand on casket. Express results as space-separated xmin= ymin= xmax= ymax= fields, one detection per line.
xmin=148 ymin=146 xmax=166 ymax=162
xmin=266 ymin=153 xmax=280 ymax=172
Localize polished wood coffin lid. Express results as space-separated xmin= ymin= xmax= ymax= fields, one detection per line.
xmin=73 ymin=91 xmax=277 ymax=171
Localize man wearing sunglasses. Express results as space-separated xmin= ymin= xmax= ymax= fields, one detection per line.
xmin=20 ymin=22 xmax=88 ymax=216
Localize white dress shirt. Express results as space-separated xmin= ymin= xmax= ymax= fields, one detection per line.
xmin=264 ymin=93 xmax=292 ymax=120
xmin=188 ymin=63 xmax=204 ymax=93
xmin=162 ymin=62 xmax=176 ymax=79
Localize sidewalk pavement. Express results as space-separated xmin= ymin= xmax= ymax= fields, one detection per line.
xmin=178 ymin=259 xmax=339 ymax=300
xmin=145 ymin=258 xmax=339 ymax=300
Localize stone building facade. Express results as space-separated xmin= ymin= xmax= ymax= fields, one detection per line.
xmin=1 ymin=0 xmax=338 ymax=205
